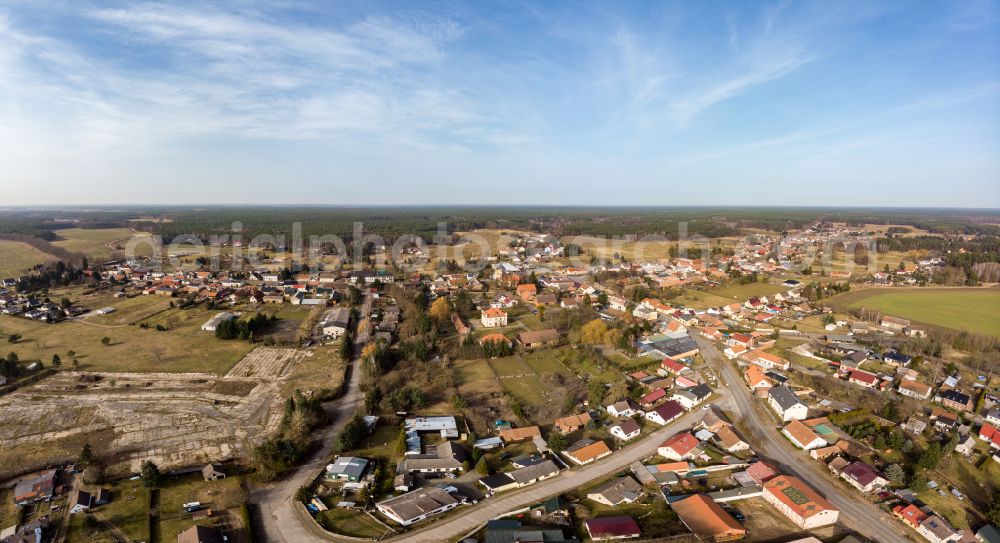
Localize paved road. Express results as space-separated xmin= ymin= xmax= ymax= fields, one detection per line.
xmin=251 ymin=293 xmax=371 ymax=543
xmin=395 ymin=409 xmax=706 ymax=543
xmin=693 ymin=334 xmax=913 ymax=543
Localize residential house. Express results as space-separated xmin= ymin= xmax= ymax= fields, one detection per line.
xmin=499 ymin=426 xmax=541 ymax=443
xmin=68 ymin=490 xmax=91 ymax=514
xmin=840 ymin=462 xmax=888 ymax=493
xmin=660 ymin=357 xmax=691 ymax=376
xmin=898 ymin=379 xmax=932 ymax=399
xmin=645 ymin=400 xmax=685 ymax=426
xmin=744 ymin=365 xmax=773 ymax=397
xmin=979 ymin=423 xmax=1000 ymax=449
xmin=671 ymin=383 xmax=712 ymax=410
xmin=882 ymin=351 xmax=913 ymax=367
xmin=917 ymin=514 xmax=961 ymax=543
xmin=587 ymin=477 xmax=643 ymax=507
xmin=670 ymin=494 xmax=747 ymax=542
xmin=640 ymin=388 xmax=668 ymax=408
xmin=562 ymin=439 xmax=612 ymax=466
xmin=744 ymin=349 xmax=791 ymax=371
xmin=584 ymin=517 xmax=641 ymax=541
xmin=375 ymin=486 xmax=463 ymax=526
xmin=480 ymin=308 xmax=508 ymax=328
xmin=610 ymin=420 xmax=641 ymax=441
xmin=714 ymin=425 xmax=750 ymax=453
xmin=607 ymin=399 xmax=642 ymax=418
xmin=762 ymin=476 xmax=839 ymax=529
xmin=892 ymin=503 xmax=929 ymax=529
xmin=554 ymin=413 xmax=592 ymax=434
xmin=658 ymin=433 xmax=701 ymax=461
xmin=478 ymin=460 xmax=560 ymax=495
xmin=848 ymin=370 xmax=879 ymax=389
xmin=516 ymin=283 xmax=538 ymax=300
xmin=768 ymin=386 xmax=808 ymax=422
xmin=783 ymin=420 xmax=827 ymax=450
xmin=935 ymin=389 xmax=973 ymax=412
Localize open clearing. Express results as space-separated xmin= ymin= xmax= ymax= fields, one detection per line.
xmin=0 ymin=305 xmax=255 ymax=374
xmin=827 ymin=287 xmax=1000 ymax=337
xmin=158 ymin=472 xmax=249 ymax=542
xmin=51 ymin=228 xmax=142 ymax=260
xmin=0 ymin=346 xmax=342 ymax=479
xmin=0 ymin=240 xmax=56 ymax=277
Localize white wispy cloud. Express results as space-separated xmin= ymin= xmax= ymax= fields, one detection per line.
xmin=0 ymin=2 xmax=527 ymax=158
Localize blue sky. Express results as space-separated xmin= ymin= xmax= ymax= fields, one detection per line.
xmin=0 ymin=0 xmax=998 ymax=206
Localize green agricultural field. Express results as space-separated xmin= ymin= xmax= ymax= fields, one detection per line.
xmin=51 ymin=228 xmax=141 ymax=260
xmin=831 ymin=288 xmax=1000 ymax=337
xmin=0 ymin=304 xmax=255 ymax=373
xmin=0 ymin=240 xmax=56 ymax=277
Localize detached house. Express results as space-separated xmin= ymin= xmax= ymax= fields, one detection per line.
xmin=783 ymin=420 xmax=827 ymax=450
xmin=898 ymin=379 xmax=932 ymax=399
xmin=480 ymin=308 xmax=508 ymax=328
xmin=645 ymin=400 xmax=685 ymax=426
xmin=767 ymin=386 xmax=808 ymax=422
xmin=934 ymin=389 xmax=973 ymax=412
xmin=848 ymin=370 xmax=878 ymax=389
xmin=562 ymin=439 xmax=612 ymax=466
xmin=554 ymin=413 xmax=592 ymax=434
xmin=657 ymin=432 xmax=701 ymax=461
xmin=840 ymin=461 xmax=888 ymax=493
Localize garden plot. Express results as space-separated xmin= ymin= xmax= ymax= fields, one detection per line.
xmin=0 ymin=347 xmax=309 ymax=479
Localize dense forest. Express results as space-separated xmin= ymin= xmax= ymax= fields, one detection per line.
xmin=1 ymin=206 xmax=998 ymax=246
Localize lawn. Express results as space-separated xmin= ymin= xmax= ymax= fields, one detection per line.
xmin=829 ymin=287 xmax=1000 ymax=337
xmin=0 ymin=240 xmax=56 ymax=277
xmin=92 ymin=479 xmax=151 ymax=543
xmin=500 ymin=375 xmax=547 ymax=406
xmin=348 ymin=425 xmax=402 ymax=458
xmin=316 ymin=508 xmax=388 ymax=538
xmin=51 ymin=228 xmax=142 ymax=260
xmin=487 ymin=357 xmax=533 ymax=377
xmin=0 ymin=305 xmax=255 ymax=373
xmin=672 ymin=289 xmax=735 ymax=310
xmin=158 ymin=472 xmax=248 ymax=542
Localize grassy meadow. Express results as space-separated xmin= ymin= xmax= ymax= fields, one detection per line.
xmin=829 ymin=288 xmax=1000 ymax=337
xmin=0 ymin=240 xmax=56 ymax=277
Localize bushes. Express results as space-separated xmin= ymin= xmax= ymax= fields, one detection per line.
xmin=215 ymin=313 xmax=274 ymax=340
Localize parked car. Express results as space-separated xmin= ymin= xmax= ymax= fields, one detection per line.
xmin=951 ymin=488 xmax=964 ymax=501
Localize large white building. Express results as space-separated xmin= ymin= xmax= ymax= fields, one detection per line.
xmin=375 ymin=485 xmax=462 ymax=526
xmin=762 ymin=476 xmax=839 ymax=530
xmin=767 ymin=386 xmax=808 ymax=422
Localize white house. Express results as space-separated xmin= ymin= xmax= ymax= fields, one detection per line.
xmin=767 ymin=386 xmax=808 ymax=422
xmin=609 ymin=420 xmax=641 ymax=441
xmin=782 ymin=420 xmax=827 ymax=451
xmin=480 ymin=308 xmax=508 ymax=328
xmin=606 ymin=399 xmax=642 ymax=418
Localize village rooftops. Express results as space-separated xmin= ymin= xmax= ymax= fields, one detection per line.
xmin=375 ymin=485 xmax=462 ymax=526
xmin=763 ymin=475 xmax=837 ymax=520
